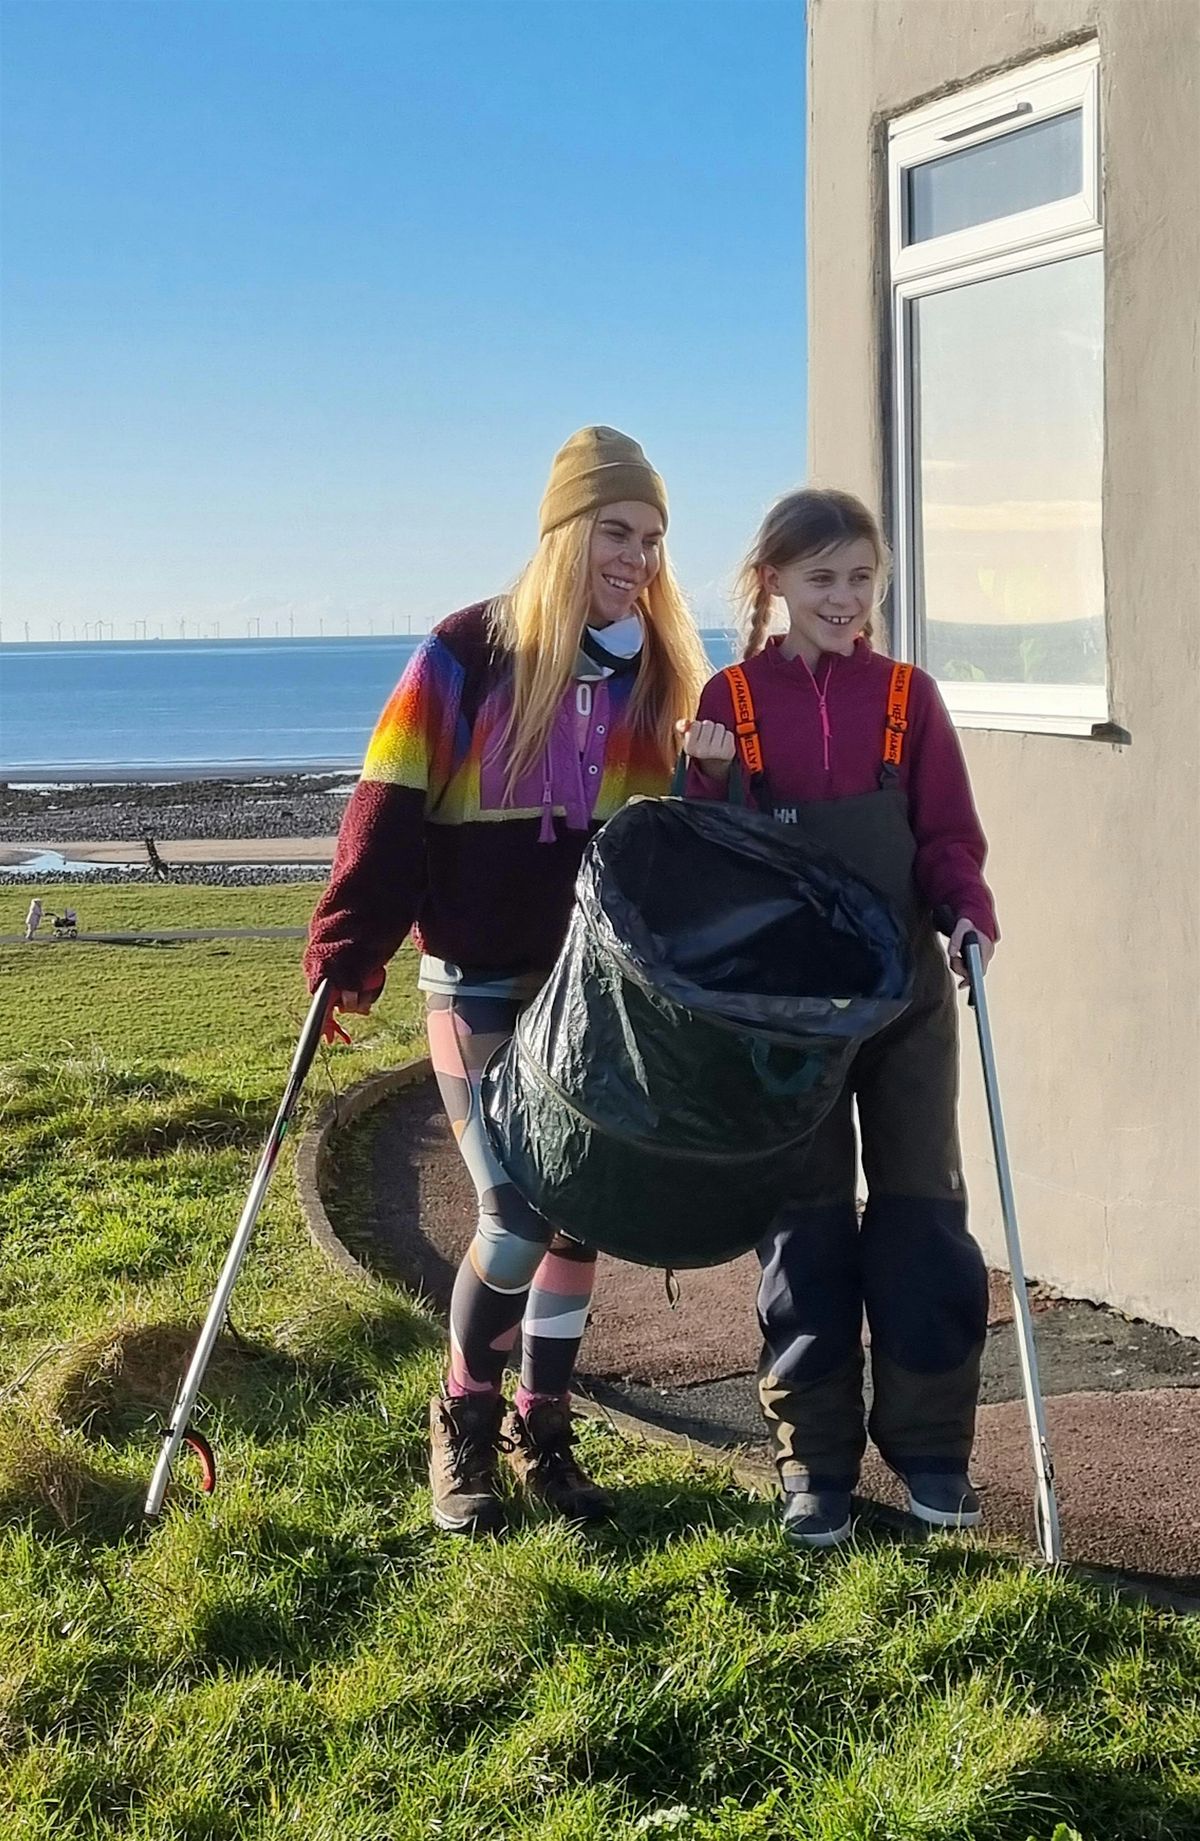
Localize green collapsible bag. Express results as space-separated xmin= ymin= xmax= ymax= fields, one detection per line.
xmin=481 ymin=788 xmax=912 ymax=1269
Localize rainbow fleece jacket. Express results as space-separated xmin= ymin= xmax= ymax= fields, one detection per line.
xmin=304 ymin=603 xmax=671 ymax=994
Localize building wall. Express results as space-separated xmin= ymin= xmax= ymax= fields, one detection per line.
xmin=808 ymin=0 xmax=1200 ymax=1333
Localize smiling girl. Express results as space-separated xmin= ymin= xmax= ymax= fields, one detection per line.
xmin=306 ymin=426 xmax=708 ymax=1536
xmin=681 ymin=487 xmax=998 ymax=1548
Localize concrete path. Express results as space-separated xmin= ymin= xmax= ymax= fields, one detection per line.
xmin=347 ymin=1071 xmax=1200 ymax=1594
xmin=0 ymin=836 xmax=336 ymax=867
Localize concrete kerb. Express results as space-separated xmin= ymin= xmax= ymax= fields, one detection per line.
xmin=294 ymin=1058 xmax=1200 ymax=1616
xmin=294 ymin=1057 xmax=433 ymax=1290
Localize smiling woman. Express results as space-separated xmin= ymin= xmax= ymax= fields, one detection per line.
xmin=303 ymin=424 xmax=709 ymax=1537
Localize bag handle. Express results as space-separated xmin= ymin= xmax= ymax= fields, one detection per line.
xmin=670 ymin=751 xmax=747 ymax=805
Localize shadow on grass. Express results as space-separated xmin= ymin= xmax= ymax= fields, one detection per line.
xmin=0 ymin=1057 xmax=194 ymax=1114
xmin=86 ymin=1094 xmax=277 ymax=1158
xmin=39 ymin=1319 xmax=375 ymax=1450
xmin=198 ymin=1530 xmax=426 ymax=1672
xmin=580 ymin=1475 xmax=778 ymax=1560
xmin=0 ymin=1065 xmax=274 ymax=1175
xmin=1007 ymin=1751 xmax=1200 ymax=1841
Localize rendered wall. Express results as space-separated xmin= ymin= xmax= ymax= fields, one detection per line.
xmin=807 ymin=0 xmax=1200 ymax=1332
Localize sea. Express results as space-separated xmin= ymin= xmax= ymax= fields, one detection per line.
xmin=0 ymin=633 xmax=737 ymax=781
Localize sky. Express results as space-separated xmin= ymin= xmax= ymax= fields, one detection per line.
xmin=0 ymin=0 xmax=807 ymax=642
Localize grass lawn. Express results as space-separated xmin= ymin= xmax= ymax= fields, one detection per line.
xmin=0 ymin=885 xmax=1197 ymax=1840
xmin=3 ymin=881 xmax=322 ymax=937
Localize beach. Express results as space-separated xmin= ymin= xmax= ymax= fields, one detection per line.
xmin=0 ymin=773 xmax=351 ymax=887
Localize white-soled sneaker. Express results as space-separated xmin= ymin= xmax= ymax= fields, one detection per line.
xmin=781 ymin=1488 xmax=854 ymax=1549
xmin=899 ymin=1470 xmax=982 ymax=1529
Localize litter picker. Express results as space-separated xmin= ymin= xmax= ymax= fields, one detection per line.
xmin=957 ymin=929 xmax=1062 ymax=1564
xmin=144 ymin=979 xmax=337 ymax=1517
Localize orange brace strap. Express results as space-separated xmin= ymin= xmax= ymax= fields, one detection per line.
xmin=883 ymin=661 xmax=913 ymax=770
xmin=724 ymin=657 xmax=913 ymax=778
xmin=721 ymin=664 xmax=764 ymax=779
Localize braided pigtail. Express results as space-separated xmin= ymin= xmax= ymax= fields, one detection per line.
xmin=734 ymin=561 xmax=776 ymax=659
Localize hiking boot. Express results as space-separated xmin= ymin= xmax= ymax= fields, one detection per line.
xmin=896 ymin=1467 xmax=982 ymax=1529
xmin=428 ymin=1392 xmax=508 ymax=1535
xmin=781 ymin=1488 xmax=853 ymax=1549
xmin=503 ymin=1401 xmax=614 ymax=1522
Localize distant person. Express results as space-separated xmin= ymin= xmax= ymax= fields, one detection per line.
xmin=143 ymin=834 xmax=169 ymax=881
xmin=682 ymin=488 xmax=998 ymax=1550
xmin=305 ymin=426 xmax=708 ymax=1536
xmin=24 ymin=897 xmax=42 ymax=941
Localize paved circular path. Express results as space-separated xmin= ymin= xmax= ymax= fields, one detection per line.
xmin=347 ymin=1073 xmax=1200 ymax=1591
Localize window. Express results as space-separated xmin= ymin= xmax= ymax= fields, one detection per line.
xmin=888 ymin=43 xmax=1106 ymax=734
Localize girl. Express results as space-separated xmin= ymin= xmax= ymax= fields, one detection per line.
xmin=305 ymin=426 xmax=708 ymax=1535
xmin=681 ymin=488 xmax=997 ymax=1549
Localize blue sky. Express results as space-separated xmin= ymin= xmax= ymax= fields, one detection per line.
xmin=1 ymin=0 xmax=807 ymax=640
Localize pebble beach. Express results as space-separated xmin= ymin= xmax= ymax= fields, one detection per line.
xmin=0 ymin=774 xmax=353 ymax=888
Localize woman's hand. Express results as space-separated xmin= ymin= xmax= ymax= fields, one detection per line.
xmin=947 ymin=919 xmax=995 ymax=987
xmin=675 ymin=717 xmax=736 ymax=780
xmin=321 ymin=977 xmax=384 ymax=1043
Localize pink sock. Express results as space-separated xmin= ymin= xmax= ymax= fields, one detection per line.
xmin=516 ymin=1385 xmax=568 ymax=1419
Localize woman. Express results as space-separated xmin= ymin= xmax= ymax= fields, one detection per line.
xmin=305 ymin=426 xmax=708 ymax=1534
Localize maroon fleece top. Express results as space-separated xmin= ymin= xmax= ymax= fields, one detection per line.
xmin=688 ymin=640 xmax=998 ymax=939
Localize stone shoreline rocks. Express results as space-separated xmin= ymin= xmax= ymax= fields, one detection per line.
xmin=0 ymin=773 xmax=355 ymax=845
xmin=7 ymin=864 xmax=331 ymax=889
xmin=0 ymin=774 xmax=352 ymax=888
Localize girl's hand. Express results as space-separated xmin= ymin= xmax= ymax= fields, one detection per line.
xmin=947 ymin=919 xmax=995 ymax=987
xmin=675 ymin=717 xmax=736 ymax=779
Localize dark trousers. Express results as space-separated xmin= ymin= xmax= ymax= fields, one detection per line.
xmin=756 ymin=944 xmax=988 ymax=1490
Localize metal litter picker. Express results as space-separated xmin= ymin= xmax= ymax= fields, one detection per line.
xmin=959 ymin=931 xmax=1062 ymax=1564
xmin=144 ymin=980 xmax=335 ymax=1516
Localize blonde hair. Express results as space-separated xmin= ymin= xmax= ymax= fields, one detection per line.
xmin=735 ymin=488 xmax=892 ymax=660
xmin=487 ymin=512 xmax=709 ymax=791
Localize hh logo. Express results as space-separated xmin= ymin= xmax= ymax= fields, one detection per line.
xmin=773 ymin=806 xmax=799 ymax=825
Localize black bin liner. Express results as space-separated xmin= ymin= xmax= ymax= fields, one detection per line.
xmin=482 ymin=796 xmax=912 ymax=1268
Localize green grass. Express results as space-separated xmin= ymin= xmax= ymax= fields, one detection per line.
xmin=1 ymin=898 xmax=1197 ymax=1840
xmin=3 ymin=880 xmax=324 ymax=936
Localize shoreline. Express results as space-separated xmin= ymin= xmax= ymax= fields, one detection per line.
xmin=0 ymin=762 xmax=359 ymax=785
xmin=1 ymin=771 xmax=353 ymax=836
xmin=0 ymin=773 xmax=351 ymax=887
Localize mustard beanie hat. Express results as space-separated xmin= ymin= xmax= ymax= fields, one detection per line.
xmin=538 ymin=425 xmax=669 ymax=538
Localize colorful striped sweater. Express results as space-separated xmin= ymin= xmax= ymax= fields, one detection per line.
xmin=304 ymin=603 xmax=671 ymax=993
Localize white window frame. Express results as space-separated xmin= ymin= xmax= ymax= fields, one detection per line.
xmin=887 ymin=41 xmax=1107 ymax=736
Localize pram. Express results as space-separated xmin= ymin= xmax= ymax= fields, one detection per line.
xmin=50 ymin=909 xmax=78 ymax=939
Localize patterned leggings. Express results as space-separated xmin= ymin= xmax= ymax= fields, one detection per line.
xmin=426 ymin=992 xmax=598 ymax=1406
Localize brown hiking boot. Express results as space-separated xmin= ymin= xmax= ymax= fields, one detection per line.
xmin=428 ymin=1392 xmax=508 ymax=1535
xmin=503 ymin=1400 xmax=614 ymax=1522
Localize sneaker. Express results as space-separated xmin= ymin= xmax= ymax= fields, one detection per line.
xmin=781 ymin=1488 xmax=853 ymax=1549
xmin=428 ymin=1391 xmax=508 ymax=1535
xmin=898 ymin=1469 xmax=982 ymax=1529
xmin=503 ymin=1401 xmax=614 ymax=1522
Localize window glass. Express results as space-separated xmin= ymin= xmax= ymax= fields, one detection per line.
xmin=905 ymin=110 xmax=1083 ymax=244
xmin=911 ymin=252 xmax=1104 ymax=689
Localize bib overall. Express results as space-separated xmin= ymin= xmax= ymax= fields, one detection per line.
xmin=724 ymin=662 xmax=989 ymax=1493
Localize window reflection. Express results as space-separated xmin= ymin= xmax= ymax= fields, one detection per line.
xmin=911 ymin=252 xmax=1104 ymax=689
